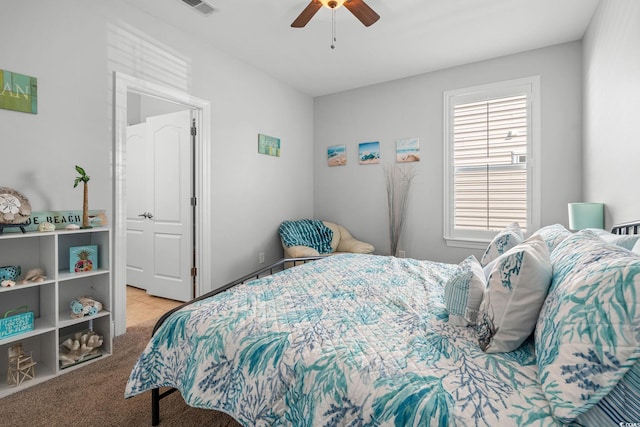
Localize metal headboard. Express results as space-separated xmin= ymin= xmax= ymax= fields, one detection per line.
xmin=610 ymin=220 xmax=640 ymax=235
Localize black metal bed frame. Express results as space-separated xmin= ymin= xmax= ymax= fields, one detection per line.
xmin=150 ymin=256 xmax=323 ymax=426
xmin=611 ymin=220 xmax=640 ymax=235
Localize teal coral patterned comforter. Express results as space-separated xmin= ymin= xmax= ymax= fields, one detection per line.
xmin=125 ymin=254 xmax=559 ymax=426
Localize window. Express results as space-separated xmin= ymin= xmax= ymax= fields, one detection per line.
xmin=443 ymin=77 xmax=540 ymax=248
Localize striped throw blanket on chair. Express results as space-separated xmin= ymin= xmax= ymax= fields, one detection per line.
xmin=279 ymin=219 xmax=334 ymax=254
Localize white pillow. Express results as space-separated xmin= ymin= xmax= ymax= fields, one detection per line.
xmin=531 ymin=224 xmax=571 ymax=253
xmin=477 ymin=235 xmax=552 ymax=353
xmin=480 ymin=222 xmax=523 ymax=266
xmin=444 ymin=255 xmax=486 ymax=326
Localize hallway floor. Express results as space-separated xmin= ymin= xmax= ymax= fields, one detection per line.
xmin=126 ymin=286 xmax=183 ymax=327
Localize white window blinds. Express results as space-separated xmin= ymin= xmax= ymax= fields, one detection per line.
xmin=453 ymin=94 xmax=528 ymax=232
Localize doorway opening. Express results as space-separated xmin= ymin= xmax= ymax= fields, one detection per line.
xmin=113 ymin=72 xmax=212 ymax=336
xmin=126 ymin=108 xmax=194 ymax=302
xmin=125 ymin=285 xmax=182 ymax=328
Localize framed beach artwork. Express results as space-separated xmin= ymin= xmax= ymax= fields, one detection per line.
xmin=327 ymin=144 xmax=347 ymax=166
xmin=359 ymin=141 xmax=380 ymax=165
xmin=258 ymin=134 xmax=281 ymax=157
xmin=396 ymin=138 xmax=420 ymax=163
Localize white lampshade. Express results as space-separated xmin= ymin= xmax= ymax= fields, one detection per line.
xmin=568 ymin=203 xmax=604 ymax=230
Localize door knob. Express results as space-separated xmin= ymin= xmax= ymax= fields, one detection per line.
xmin=147 ymin=212 xmax=154 ymax=219
xmin=137 ymin=212 xmax=154 ymax=219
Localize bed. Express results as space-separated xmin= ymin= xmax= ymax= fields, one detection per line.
xmin=125 ymin=221 xmax=640 ymax=426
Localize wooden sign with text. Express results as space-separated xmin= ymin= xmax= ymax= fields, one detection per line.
xmin=2 ymin=210 xmax=108 ymax=233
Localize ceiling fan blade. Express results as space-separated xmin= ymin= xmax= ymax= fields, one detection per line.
xmin=344 ymin=0 xmax=380 ymax=27
xmin=291 ymin=0 xmax=323 ymax=28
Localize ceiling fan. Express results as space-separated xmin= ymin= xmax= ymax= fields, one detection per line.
xmin=291 ymin=0 xmax=380 ymax=28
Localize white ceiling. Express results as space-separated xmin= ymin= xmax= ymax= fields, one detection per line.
xmin=121 ymin=0 xmax=600 ymax=97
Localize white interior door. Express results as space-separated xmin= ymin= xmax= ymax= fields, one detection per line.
xmin=125 ymin=122 xmax=151 ymax=292
xmin=125 ymin=109 xmax=193 ymax=302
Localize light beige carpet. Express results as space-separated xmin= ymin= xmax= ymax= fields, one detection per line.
xmin=2 ymin=320 xmax=242 ymax=427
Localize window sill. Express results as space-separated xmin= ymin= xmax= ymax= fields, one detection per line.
xmin=443 ymin=236 xmax=490 ymax=250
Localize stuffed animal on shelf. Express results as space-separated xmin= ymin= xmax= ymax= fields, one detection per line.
xmin=70 ymin=296 xmax=103 ymax=319
xmin=59 ymin=330 xmax=103 ymax=367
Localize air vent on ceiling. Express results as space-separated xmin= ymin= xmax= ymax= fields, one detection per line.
xmin=180 ymin=0 xmax=216 ymax=16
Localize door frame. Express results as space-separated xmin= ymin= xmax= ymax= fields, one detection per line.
xmin=113 ymin=71 xmax=211 ymax=336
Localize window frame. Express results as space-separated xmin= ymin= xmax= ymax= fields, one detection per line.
xmin=443 ymin=77 xmax=541 ymax=249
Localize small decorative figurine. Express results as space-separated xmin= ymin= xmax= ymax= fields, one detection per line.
xmin=0 ymin=265 xmax=21 ymax=281
xmin=19 ymin=268 xmax=46 ymax=284
xmin=7 ymin=343 xmax=37 ymax=386
xmin=73 ymin=165 xmax=92 ymax=229
xmin=59 ymin=330 xmax=103 ymax=367
xmin=70 ymin=296 xmax=103 ymax=319
xmin=37 ymin=222 xmax=55 ymax=232
xmin=0 ymin=187 xmax=31 ymax=224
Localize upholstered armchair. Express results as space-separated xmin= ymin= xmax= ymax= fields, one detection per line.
xmin=279 ymin=219 xmax=375 ymax=258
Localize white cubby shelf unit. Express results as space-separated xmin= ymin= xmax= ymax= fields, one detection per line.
xmin=0 ymin=227 xmax=112 ymax=397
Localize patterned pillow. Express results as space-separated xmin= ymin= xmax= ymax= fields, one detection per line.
xmin=576 ymin=358 xmax=640 ymax=426
xmin=531 ymin=224 xmax=571 ymax=253
xmin=603 ymin=234 xmax=640 ymax=251
xmin=480 ymin=222 xmax=523 ymax=266
xmin=477 ymin=235 xmax=552 ymax=353
xmin=585 ymin=228 xmax=640 ymax=251
xmin=444 ymin=255 xmax=486 ymax=326
xmin=535 ymin=230 xmax=640 ymax=422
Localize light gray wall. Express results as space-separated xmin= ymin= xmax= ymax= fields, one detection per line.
xmin=583 ymin=0 xmax=640 ymax=228
xmin=314 ymin=42 xmax=584 ymax=263
xmin=0 ymin=0 xmax=314 ymax=287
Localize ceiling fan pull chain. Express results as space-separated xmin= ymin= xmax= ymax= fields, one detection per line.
xmin=331 ymin=8 xmax=336 ymax=49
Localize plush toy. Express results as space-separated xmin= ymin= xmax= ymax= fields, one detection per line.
xmin=59 ymin=330 xmax=103 ymax=367
xmin=1 ymin=279 xmax=16 ymax=287
xmin=70 ymin=296 xmax=103 ymax=319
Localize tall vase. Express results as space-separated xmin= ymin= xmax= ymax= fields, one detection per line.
xmin=384 ymin=164 xmax=415 ymax=256
xmin=81 ymin=182 xmax=91 ymax=229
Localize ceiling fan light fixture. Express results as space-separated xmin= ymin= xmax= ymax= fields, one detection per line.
xmin=320 ymin=0 xmax=346 ymax=9
xmin=291 ymin=0 xmax=378 ymax=29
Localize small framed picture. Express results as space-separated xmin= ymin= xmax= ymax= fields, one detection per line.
xmin=396 ymin=138 xmax=420 ymax=163
xmin=359 ymin=141 xmax=380 ymax=165
xmin=258 ymin=134 xmax=281 ymax=157
xmin=327 ymin=144 xmax=346 ymax=166
xmin=69 ymin=245 xmax=98 ymax=273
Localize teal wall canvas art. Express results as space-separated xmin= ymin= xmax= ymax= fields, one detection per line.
xmin=258 ymin=134 xmax=280 ymax=157
xmin=0 ymin=69 xmax=37 ymax=114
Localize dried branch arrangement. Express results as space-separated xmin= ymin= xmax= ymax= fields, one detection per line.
xmin=384 ymin=164 xmax=416 ymax=256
